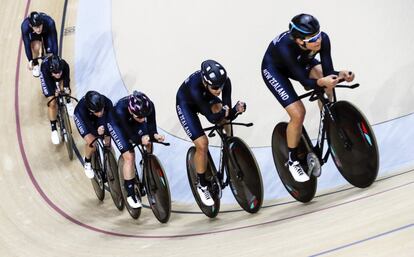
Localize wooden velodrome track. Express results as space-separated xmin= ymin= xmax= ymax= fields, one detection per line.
xmin=1 ymin=0 xmax=413 ymax=256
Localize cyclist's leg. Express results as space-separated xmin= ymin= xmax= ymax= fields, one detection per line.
xmin=39 ymin=72 xmax=60 ymax=143
xmin=176 ymin=101 xmax=214 ymax=205
xmin=30 ymin=40 xmax=42 ymax=62
xmin=262 ymin=62 xmax=309 ymax=182
xmin=176 ymin=102 xmax=207 ymax=177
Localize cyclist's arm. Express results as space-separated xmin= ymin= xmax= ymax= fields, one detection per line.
xmin=146 ymin=101 xmax=158 ymax=140
xmin=45 ymin=18 xmax=58 ymax=55
xmin=62 ymin=60 xmax=71 ymax=89
xmin=191 ymin=87 xmax=226 ymax=124
xmin=281 ymin=48 xmax=318 ymax=90
xmin=320 ymin=32 xmax=339 ymax=76
xmin=21 ymin=21 xmax=33 ymax=61
xmin=222 ymin=79 xmax=239 ymax=120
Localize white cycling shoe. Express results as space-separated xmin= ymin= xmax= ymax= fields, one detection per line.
xmin=84 ymin=162 xmax=94 ymax=179
xmin=288 ymin=161 xmax=310 ymax=182
xmin=127 ymin=196 xmax=142 ymax=209
xmin=196 ymin=183 xmax=214 ymax=206
xmin=32 ymin=65 xmax=40 ymax=77
xmin=51 ymin=130 xmax=60 ymax=145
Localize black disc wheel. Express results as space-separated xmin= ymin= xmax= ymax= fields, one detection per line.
xmin=118 ymin=157 xmax=142 ymax=219
xmin=91 ymin=151 xmax=105 ymax=201
xmin=61 ymin=105 xmax=74 ymax=160
xmin=271 ymin=122 xmax=317 ymax=203
xmin=144 ymin=154 xmax=172 ymax=223
xmin=225 ymin=137 xmax=263 ymax=213
xmin=186 ymin=147 xmax=220 ymax=218
xmin=327 ymin=101 xmax=379 ymax=188
xmin=105 ymin=150 xmax=124 ymax=211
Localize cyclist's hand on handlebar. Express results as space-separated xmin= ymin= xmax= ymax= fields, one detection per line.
xmin=317 ymin=74 xmax=340 ymax=90
xmin=153 ymin=133 xmax=165 ymax=142
xmin=223 ymin=105 xmax=230 ymax=118
xmin=338 ymin=70 xmax=355 ymax=82
xmin=97 ymin=125 xmax=105 ymax=136
xmin=63 ymin=87 xmax=71 ymax=95
xmin=235 ymin=101 xmax=246 ymax=114
xmin=141 ymin=135 xmax=151 ymax=146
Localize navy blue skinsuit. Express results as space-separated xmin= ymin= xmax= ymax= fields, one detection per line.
xmin=73 ymin=96 xmax=113 ymax=138
xmin=261 ymin=31 xmax=338 ymax=107
xmin=39 ymin=58 xmax=70 ymax=97
xmin=21 ymin=13 xmax=58 ymax=62
xmin=176 ymin=70 xmax=233 ymax=141
xmin=107 ymin=96 xmax=158 ymax=154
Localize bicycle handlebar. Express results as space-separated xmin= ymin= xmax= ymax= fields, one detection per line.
xmin=203 ymin=121 xmax=253 ymax=132
xmin=299 ymin=83 xmax=360 ymax=102
xmin=46 ymin=93 xmax=79 ymax=106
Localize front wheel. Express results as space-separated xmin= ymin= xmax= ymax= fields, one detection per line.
xmin=144 ymin=154 xmax=172 ymax=223
xmin=327 ymin=101 xmax=379 ymax=188
xmin=105 ymin=149 xmax=124 ymax=211
xmin=91 ymin=150 xmax=105 ymax=201
xmin=271 ymin=122 xmax=317 ymax=203
xmin=60 ymin=104 xmax=74 ymax=160
xmin=225 ymin=137 xmax=263 ymax=213
xmin=186 ymin=147 xmax=220 ymax=218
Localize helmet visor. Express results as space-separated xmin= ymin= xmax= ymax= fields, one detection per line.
xmin=302 ymin=31 xmax=321 ymax=43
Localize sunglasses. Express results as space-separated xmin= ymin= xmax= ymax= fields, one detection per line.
xmin=302 ymin=31 xmax=321 ymax=43
xmin=209 ymin=84 xmax=224 ymax=90
xmin=132 ymin=113 xmax=145 ymax=119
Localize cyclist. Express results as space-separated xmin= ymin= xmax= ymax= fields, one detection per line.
xmin=21 ymin=11 xmax=58 ymax=77
xmin=176 ymin=59 xmax=246 ymax=206
xmin=107 ymin=91 xmax=165 ymax=209
xmin=73 ymin=91 xmax=113 ymax=180
xmin=261 ymin=13 xmax=354 ymax=182
xmin=40 ymin=55 xmax=74 ymax=144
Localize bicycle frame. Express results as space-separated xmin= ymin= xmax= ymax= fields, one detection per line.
xmin=297 ymin=83 xmax=360 ymax=165
xmin=203 ymin=121 xmax=253 ymax=189
xmin=132 ymin=141 xmax=170 ymax=190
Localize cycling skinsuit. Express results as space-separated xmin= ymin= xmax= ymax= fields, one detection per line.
xmin=176 ymin=70 xmax=232 ymax=141
xmin=261 ymin=31 xmax=338 ymax=107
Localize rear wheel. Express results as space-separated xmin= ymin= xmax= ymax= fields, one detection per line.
xmin=186 ymin=147 xmax=220 ymax=218
xmin=271 ymin=122 xmax=317 ymax=203
xmin=144 ymin=154 xmax=171 ymax=223
xmin=91 ymin=150 xmax=105 ymax=201
xmin=225 ymin=137 xmax=263 ymax=213
xmin=105 ymin=150 xmax=124 ymax=210
xmin=118 ymin=156 xmax=141 ymax=219
xmin=327 ymin=101 xmax=379 ymax=188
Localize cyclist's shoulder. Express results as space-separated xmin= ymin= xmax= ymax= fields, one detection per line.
xmin=40 ymin=13 xmax=55 ymax=24
xmin=21 ymin=18 xmax=30 ymax=31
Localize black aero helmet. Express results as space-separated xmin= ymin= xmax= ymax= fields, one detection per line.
xmin=201 ymin=59 xmax=227 ymax=89
xmin=128 ymin=91 xmax=153 ymax=118
xmin=29 ymin=11 xmax=43 ymax=27
xmin=85 ymin=91 xmax=105 ymax=112
xmin=289 ymin=13 xmax=320 ymax=39
xmin=48 ymin=55 xmax=63 ymax=73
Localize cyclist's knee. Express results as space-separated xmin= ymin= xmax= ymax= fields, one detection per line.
xmin=211 ymin=103 xmax=223 ymax=113
xmin=286 ymin=102 xmax=306 ymax=124
xmin=194 ymin=136 xmax=208 ymax=153
xmin=122 ymin=151 xmax=135 ymax=163
xmin=48 ymin=99 xmax=57 ymax=108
